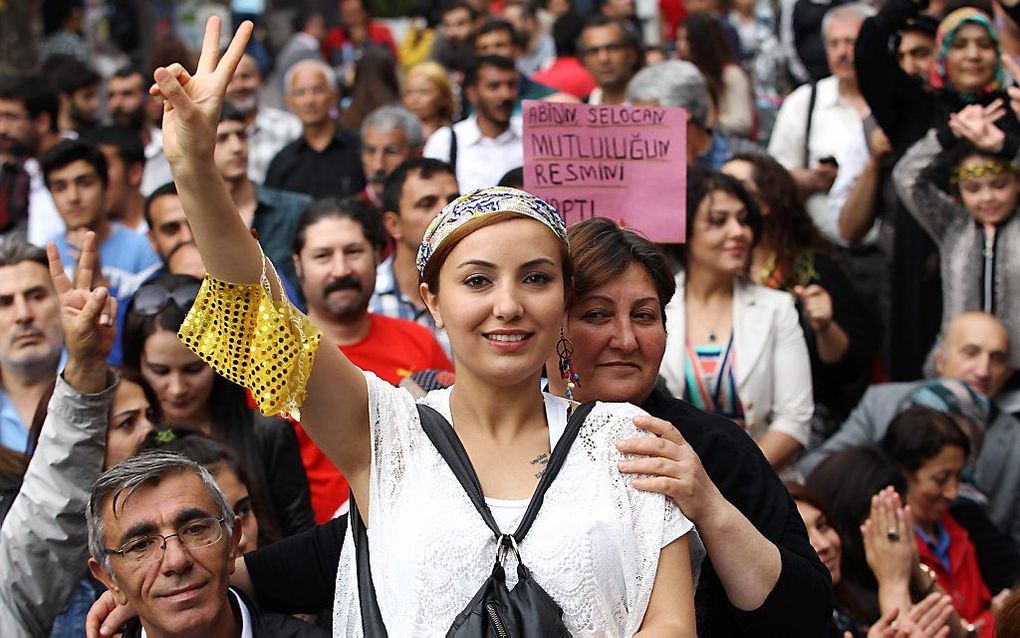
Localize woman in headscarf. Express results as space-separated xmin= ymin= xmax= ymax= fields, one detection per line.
xmin=854 ymin=0 xmax=1020 ymax=382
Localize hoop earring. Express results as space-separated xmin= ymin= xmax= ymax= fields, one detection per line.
xmin=557 ymin=328 xmax=580 ymax=401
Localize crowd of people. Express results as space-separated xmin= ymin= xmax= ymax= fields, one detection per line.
xmin=5 ymin=0 xmax=1020 ymax=635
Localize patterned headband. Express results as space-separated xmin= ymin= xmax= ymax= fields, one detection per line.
xmin=416 ymin=187 xmax=568 ymax=275
xmin=952 ymin=160 xmax=1017 ymax=184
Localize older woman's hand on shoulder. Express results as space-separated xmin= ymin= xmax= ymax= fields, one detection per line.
xmin=617 ymin=415 xmax=783 ymax=611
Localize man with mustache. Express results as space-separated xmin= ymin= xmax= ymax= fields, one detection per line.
xmin=265 ymin=59 xmax=366 ymax=200
xmin=423 ymin=55 xmax=523 ymax=192
xmin=359 ymin=105 xmax=423 ymax=209
xmin=0 ymin=237 xmax=64 ymax=454
xmin=214 ymin=104 xmax=311 ymax=294
xmin=291 ymin=198 xmax=452 ymax=521
xmin=106 ymin=66 xmax=173 ymax=197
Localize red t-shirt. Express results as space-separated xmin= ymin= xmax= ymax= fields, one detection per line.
xmin=296 ymin=314 xmax=453 ymax=522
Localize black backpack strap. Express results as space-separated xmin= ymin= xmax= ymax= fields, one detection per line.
xmin=350 ymin=492 xmax=389 ymax=636
xmin=416 ymin=400 xmax=596 ymax=544
xmin=448 ymin=126 xmax=458 ymax=174
xmin=803 ymin=80 xmax=818 ymax=168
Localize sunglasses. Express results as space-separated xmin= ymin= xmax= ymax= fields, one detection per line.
xmin=132 ymin=282 xmax=201 ymax=316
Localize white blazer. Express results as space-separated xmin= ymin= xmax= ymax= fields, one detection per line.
xmin=661 ymin=271 xmax=814 ymax=446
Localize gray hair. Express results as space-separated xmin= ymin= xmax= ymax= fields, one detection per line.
xmin=625 ymin=60 xmax=709 ymax=127
xmin=87 ymin=451 xmax=234 ymax=569
xmin=361 ymin=104 xmax=425 ymax=150
xmin=284 ymin=59 xmax=338 ymax=95
xmin=822 ymin=2 xmax=876 ymax=41
xmin=0 ymin=235 xmax=47 ymax=270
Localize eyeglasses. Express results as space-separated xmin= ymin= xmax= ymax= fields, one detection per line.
xmin=105 ymin=516 xmax=226 ymax=564
xmin=132 ymin=282 xmax=201 ymax=316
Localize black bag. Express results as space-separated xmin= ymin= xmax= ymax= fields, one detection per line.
xmin=351 ymin=401 xmax=596 ymax=637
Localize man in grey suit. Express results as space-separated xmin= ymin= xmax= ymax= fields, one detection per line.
xmin=800 ymin=311 xmax=1020 ymax=546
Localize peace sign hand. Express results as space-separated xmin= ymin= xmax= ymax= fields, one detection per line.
xmin=46 ymin=231 xmax=117 ymax=365
xmin=149 ymin=17 xmax=253 ymax=167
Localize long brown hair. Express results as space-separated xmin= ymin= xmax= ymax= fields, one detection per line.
xmin=729 ymin=153 xmax=829 ymax=287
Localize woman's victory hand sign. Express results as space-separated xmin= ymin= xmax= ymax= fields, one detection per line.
xmin=149 ymin=17 xmax=253 ymax=165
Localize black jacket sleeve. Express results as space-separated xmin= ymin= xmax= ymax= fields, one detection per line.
xmin=805 ymin=253 xmax=877 ymax=420
xmin=245 ymin=515 xmax=348 ymax=614
xmin=255 ymin=416 xmax=316 ymax=537
xmin=854 ymin=0 xmax=930 ymax=155
xmin=643 ymin=389 xmax=833 ymax=637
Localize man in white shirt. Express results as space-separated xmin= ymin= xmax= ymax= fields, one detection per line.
xmin=423 ymin=55 xmax=523 ymax=193
xmin=767 ymin=2 xmax=875 ymax=244
xmin=86 ymin=451 xmax=325 ymax=637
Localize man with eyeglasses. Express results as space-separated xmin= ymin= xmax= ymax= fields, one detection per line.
xmin=86 ymin=451 xmax=326 ymax=637
xmin=265 ymin=59 xmax=365 ymax=200
xmin=578 ymin=16 xmax=642 ymax=106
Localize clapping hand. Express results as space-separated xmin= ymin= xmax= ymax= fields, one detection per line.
xmin=46 ymin=231 xmax=116 ymax=364
xmin=1002 ymin=54 xmax=1020 ymax=121
xmin=949 ymin=99 xmax=1007 ymax=154
xmin=862 ymin=487 xmax=916 ymax=589
xmin=148 ymin=17 xmax=253 ymax=167
xmin=853 ymin=593 xmax=954 ymax=638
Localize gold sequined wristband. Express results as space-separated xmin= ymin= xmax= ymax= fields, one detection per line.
xmin=178 ymin=266 xmax=322 ymax=420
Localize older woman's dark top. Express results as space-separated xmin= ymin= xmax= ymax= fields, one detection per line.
xmin=244 ymin=388 xmax=833 ymax=635
xmin=640 ymin=387 xmax=833 ymax=636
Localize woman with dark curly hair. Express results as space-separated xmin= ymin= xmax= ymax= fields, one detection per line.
xmin=723 ymin=153 xmax=877 ymax=442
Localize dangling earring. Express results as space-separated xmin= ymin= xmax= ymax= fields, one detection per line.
xmin=557 ymin=328 xmax=580 ymax=400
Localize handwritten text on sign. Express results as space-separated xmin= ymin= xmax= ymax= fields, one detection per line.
xmin=522 ymin=100 xmax=687 ymax=243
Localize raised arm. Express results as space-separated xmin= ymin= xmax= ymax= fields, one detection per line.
xmin=892 ymin=131 xmax=969 ymax=244
xmin=0 ymin=234 xmax=117 ymax=636
xmin=151 ymin=17 xmax=372 ymax=510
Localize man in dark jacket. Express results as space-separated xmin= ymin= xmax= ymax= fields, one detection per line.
xmin=86 ymin=451 xmax=326 ymax=637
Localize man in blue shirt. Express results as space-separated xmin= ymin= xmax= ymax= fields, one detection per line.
xmin=0 ymin=237 xmax=64 ymax=453
xmin=40 ymin=140 xmax=159 ymax=303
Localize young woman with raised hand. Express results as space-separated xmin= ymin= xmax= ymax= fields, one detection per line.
xmin=149 ymin=17 xmax=695 ymax=635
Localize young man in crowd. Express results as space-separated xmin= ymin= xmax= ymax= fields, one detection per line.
xmin=41 ymin=139 xmax=159 ymax=303
xmin=291 ymin=198 xmax=452 ymax=521
xmin=473 ymin=18 xmax=557 ymax=102
xmin=224 ymin=52 xmax=303 ymax=183
xmin=578 ymin=15 xmax=641 ymax=105
xmin=322 ymin=0 xmax=397 ymax=67
xmin=423 ymin=55 xmax=523 ymax=192
xmin=0 ymin=75 xmax=65 ymax=246
xmin=266 ymin=60 xmax=364 ymax=200
xmin=215 ymin=105 xmax=311 ymax=291
xmin=431 ymin=0 xmax=482 ymax=73
xmin=372 ymin=158 xmax=460 ymax=355
xmin=504 ymin=0 xmax=557 ymax=76
xmin=106 ymin=67 xmax=172 ymax=197
xmin=82 ymin=126 xmax=148 ymax=234
xmin=47 ymin=56 xmax=101 ymax=135
xmin=359 ymin=105 xmax=424 ymax=209
xmin=0 ymin=237 xmax=64 ymax=454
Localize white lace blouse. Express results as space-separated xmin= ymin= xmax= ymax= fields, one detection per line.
xmin=332 ymin=372 xmax=694 ymax=636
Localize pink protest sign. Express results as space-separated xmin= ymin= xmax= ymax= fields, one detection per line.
xmin=522 ymin=100 xmax=687 ymax=243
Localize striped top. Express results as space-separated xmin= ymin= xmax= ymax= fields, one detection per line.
xmin=683 ymin=334 xmax=746 ymax=429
